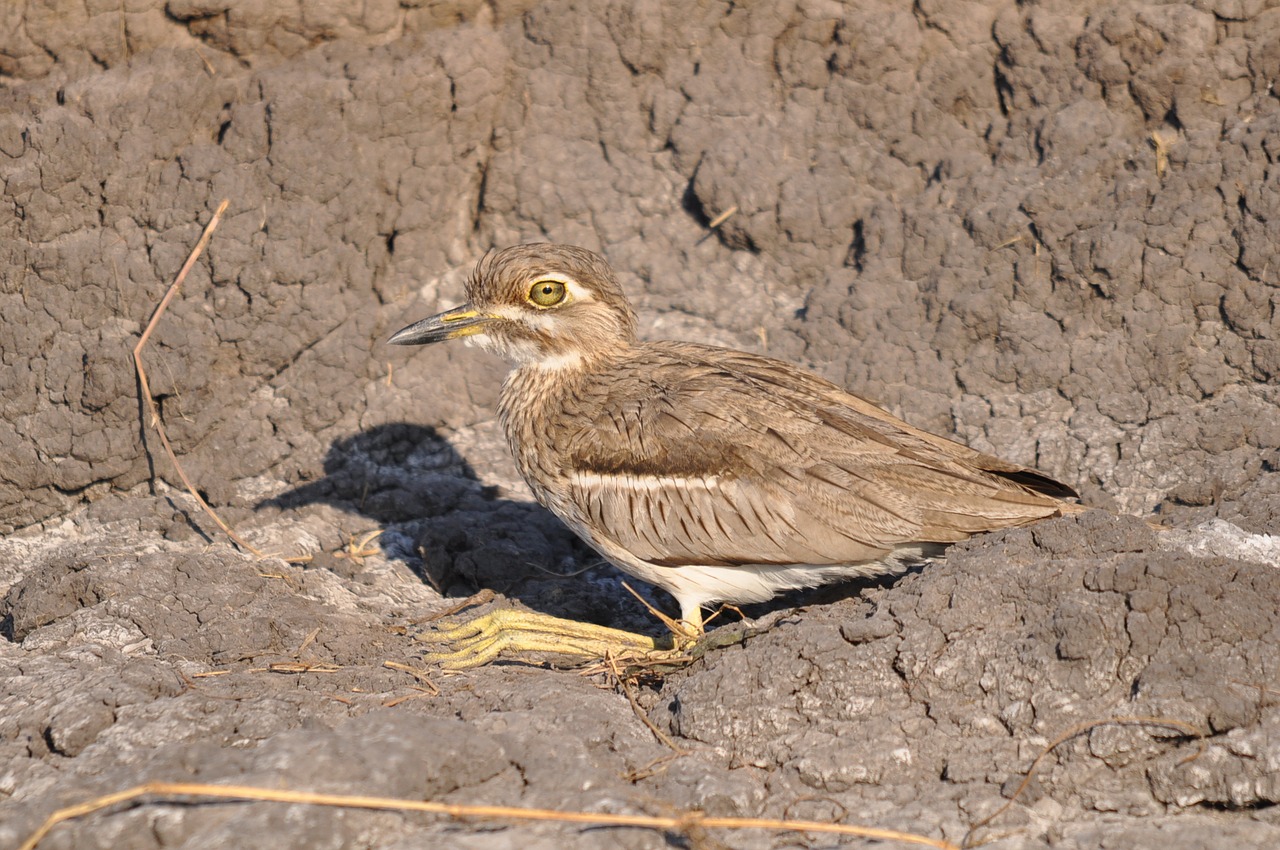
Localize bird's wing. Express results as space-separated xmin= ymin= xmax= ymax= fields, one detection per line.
xmin=557 ymin=342 xmax=1075 ymax=569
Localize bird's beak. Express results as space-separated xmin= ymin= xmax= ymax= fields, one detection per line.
xmin=387 ymin=303 xmax=494 ymax=346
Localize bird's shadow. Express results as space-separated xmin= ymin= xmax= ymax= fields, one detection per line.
xmin=263 ymin=422 xmax=667 ymax=631
xmin=264 ymin=422 xmax=907 ymax=635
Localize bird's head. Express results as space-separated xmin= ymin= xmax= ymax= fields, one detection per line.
xmin=389 ymin=244 xmax=638 ymax=369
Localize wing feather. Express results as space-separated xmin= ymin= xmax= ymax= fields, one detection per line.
xmin=554 ymin=341 xmax=1076 ymax=570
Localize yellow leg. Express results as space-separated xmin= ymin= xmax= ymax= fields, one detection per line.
xmin=415 ymin=608 xmax=692 ymax=670
xmin=677 ymin=603 xmax=704 ymax=637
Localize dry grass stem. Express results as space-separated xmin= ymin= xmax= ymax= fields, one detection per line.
xmin=292 ymin=627 xmax=321 ymax=656
xmin=604 ymin=653 xmax=685 ymax=753
xmin=18 ymin=781 xmax=961 ymax=850
xmin=334 ymin=530 xmax=384 ymax=565
xmin=620 ymin=581 xmax=693 ymax=639
xmin=382 ymin=660 xmax=441 ymax=694
xmin=707 ymin=205 xmax=738 ymax=229
xmin=258 ymin=662 xmax=342 ymax=675
xmin=382 ymin=686 xmax=438 ymax=707
xmin=132 ymin=200 xmax=265 ymax=558
xmin=416 ymin=589 xmax=498 ymax=624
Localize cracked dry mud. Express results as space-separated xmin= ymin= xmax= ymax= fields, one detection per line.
xmin=2 ymin=2 xmax=1279 ymax=848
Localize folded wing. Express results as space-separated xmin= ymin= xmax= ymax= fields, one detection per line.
xmin=559 ymin=342 xmax=1078 ymax=569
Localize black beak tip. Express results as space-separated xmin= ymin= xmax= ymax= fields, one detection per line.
xmin=387 ymin=305 xmax=482 ymax=347
xmin=387 ymin=317 xmax=444 ymax=346
xmin=387 ymin=326 xmax=416 ymax=345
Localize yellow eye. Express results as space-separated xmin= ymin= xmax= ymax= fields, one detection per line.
xmin=528 ymin=279 xmax=567 ymax=307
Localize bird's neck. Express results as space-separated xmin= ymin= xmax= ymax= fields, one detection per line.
xmin=500 ymin=346 xmax=616 ymax=413
xmin=498 ymin=344 xmax=627 ymax=484
xmin=523 ymin=336 xmax=634 ymax=374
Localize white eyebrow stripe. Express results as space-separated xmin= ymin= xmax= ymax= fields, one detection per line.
xmin=563 ymin=278 xmax=593 ymax=302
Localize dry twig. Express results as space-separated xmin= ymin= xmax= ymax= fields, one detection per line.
xmin=258 ymin=662 xmax=342 ymax=675
xmin=19 ymin=781 xmax=960 ymax=850
xmin=382 ymin=660 xmax=441 ymax=695
xmin=603 ymin=653 xmax=685 ymax=754
xmin=382 ymin=687 xmax=438 ymax=707
xmin=415 ymin=589 xmax=497 ymax=624
xmin=707 ymin=205 xmax=738 ymax=229
xmin=133 ymin=200 xmax=264 ymax=557
xmin=334 ymin=530 xmax=384 ymax=565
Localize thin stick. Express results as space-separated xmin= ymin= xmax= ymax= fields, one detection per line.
xmin=132 ymin=200 xmax=263 ymax=557
xmin=605 ymin=653 xmax=685 ymax=753
xmin=382 ymin=660 xmax=441 ymax=694
xmin=707 ymin=205 xmax=738 ymax=229
xmin=18 ymin=781 xmax=961 ymax=850
xmin=962 ymin=715 xmax=1204 ymax=848
xmin=620 ymin=581 xmax=689 ymax=637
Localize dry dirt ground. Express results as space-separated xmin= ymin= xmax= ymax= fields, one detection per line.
xmin=2 ymin=2 xmax=1279 ymax=848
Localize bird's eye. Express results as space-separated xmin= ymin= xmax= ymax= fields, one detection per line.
xmin=528 ymin=280 xmax=567 ymax=307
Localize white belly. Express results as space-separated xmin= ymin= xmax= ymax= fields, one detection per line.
xmin=556 ymin=503 xmax=940 ymax=612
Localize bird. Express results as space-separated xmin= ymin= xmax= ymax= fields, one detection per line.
xmin=389 ymin=243 xmax=1083 ymax=668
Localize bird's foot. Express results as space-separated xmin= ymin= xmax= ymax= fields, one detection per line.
xmin=415 ymin=608 xmax=692 ymax=670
